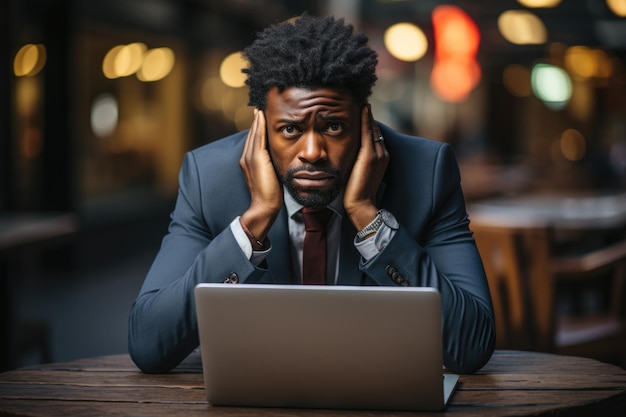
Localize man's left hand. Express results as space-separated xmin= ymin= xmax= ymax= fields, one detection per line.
xmin=343 ymin=104 xmax=389 ymax=231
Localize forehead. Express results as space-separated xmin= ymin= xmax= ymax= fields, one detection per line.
xmin=265 ymin=87 xmax=358 ymax=116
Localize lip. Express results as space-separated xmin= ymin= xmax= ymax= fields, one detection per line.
xmin=292 ymin=171 xmax=334 ymax=188
xmin=294 ymin=171 xmax=332 ymax=180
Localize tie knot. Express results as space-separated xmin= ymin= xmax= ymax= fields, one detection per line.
xmin=302 ymin=207 xmax=333 ymax=232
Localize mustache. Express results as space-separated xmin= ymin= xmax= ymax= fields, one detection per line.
xmin=279 ymin=164 xmax=345 ymax=208
xmin=285 ymin=164 xmax=341 ymax=179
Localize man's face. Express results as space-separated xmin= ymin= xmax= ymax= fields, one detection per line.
xmin=265 ymin=86 xmax=362 ymax=208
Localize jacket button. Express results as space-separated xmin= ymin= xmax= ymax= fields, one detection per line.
xmin=223 ymin=272 xmax=239 ymax=284
xmin=385 ymin=265 xmax=396 ymax=276
xmin=386 ymin=264 xmax=408 ymax=286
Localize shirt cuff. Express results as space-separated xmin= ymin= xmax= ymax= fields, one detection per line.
xmin=354 ymin=221 xmax=396 ymax=261
xmin=230 ymin=217 xmax=270 ymax=266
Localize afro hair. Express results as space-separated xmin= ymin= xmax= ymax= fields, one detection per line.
xmin=242 ymin=13 xmax=378 ymax=109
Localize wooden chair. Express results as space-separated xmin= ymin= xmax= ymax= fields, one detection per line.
xmin=471 ymin=220 xmax=626 ymax=366
xmin=552 ymin=239 xmax=626 ymax=363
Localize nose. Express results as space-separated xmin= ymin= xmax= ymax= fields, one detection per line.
xmin=298 ymin=131 xmax=327 ymax=163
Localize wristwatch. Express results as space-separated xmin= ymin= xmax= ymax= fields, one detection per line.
xmin=356 ymin=209 xmax=398 ymax=240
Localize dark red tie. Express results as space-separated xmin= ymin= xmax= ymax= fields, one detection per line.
xmin=302 ymin=207 xmax=333 ymax=285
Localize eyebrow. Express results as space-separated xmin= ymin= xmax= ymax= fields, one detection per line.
xmin=276 ymin=117 xmax=306 ymax=124
xmin=317 ymin=112 xmax=349 ymax=121
xmin=275 ymin=112 xmax=350 ymax=125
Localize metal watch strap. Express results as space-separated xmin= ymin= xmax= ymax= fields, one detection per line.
xmin=356 ymin=209 xmax=384 ymax=239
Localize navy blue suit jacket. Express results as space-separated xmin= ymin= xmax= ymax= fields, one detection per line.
xmin=128 ymin=123 xmax=495 ymax=374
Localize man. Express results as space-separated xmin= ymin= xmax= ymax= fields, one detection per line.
xmin=128 ymin=14 xmax=495 ymax=374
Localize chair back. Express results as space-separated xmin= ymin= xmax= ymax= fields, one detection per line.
xmin=471 ymin=221 xmax=556 ymax=351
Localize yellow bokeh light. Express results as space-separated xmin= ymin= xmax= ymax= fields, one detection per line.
xmin=565 ymin=46 xmax=596 ymax=79
xmin=498 ymin=10 xmax=547 ymax=45
xmin=219 ymin=52 xmax=248 ymax=88
xmin=15 ymin=76 xmax=41 ymax=117
xmin=14 ymin=44 xmax=47 ymax=77
xmin=137 ymin=47 xmax=175 ymax=82
xmin=104 ymin=43 xmax=173 ymax=81
xmin=606 ymin=0 xmax=626 ymax=17
xmin=517 ymin=0 xmax=561 ymax=7
xmin=115 ymin=42 xmax=146 ymax=77
xmin=560 ymin=129 xmax=586 ymax=161
xmin=103 ymin=45 xmax=125 ymax=79
xmin=384 ymin=23 xmax=428 ymax=62
xmin=565 ymin=46 xmax=614 ymax=80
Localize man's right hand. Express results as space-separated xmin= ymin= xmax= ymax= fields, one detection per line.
xmin=239 ymin=109 xmax=283 ymax=248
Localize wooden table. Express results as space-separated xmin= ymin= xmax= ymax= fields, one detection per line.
xmin=0 ymin=350 xmax=625 ymax=416
xmin=467 ymin=191 xmax=626 ymax=231
xmin=0 ymin=212 xmax=78 ymax=253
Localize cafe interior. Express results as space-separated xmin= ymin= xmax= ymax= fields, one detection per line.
xmin=1 ymin=0 xmax=626 ymax=372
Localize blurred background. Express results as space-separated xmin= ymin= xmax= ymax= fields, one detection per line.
xmin=1 ymin=0 xmax=625 ymax=371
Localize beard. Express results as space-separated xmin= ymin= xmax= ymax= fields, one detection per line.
xmin=276 ymin=164 xmax=345 ymax=209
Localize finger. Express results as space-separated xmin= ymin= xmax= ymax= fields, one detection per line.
xmin=254 ymin=109 xmax=267 ymax=152
xmin=243 ymin=108 xmax=258 ymax=161
xmin=361 ymin=104 xmax=375 ymax=151
xmin=368 ymin=104 xmax=386 ymax=156
xmin=368 ymin=104 xmax=380 ymax=141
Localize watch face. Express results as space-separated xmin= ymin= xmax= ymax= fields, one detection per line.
xmin=381 ymin=210 xmax=399 ymax=229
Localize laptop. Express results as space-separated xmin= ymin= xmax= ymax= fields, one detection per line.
xmin=194 ymin=284 xmax=459 ymax=411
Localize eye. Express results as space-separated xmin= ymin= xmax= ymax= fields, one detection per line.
xmin=280 ymin=125 xmax=301 ymax=138
xmin=325 ymin=122 xmax=344 ymax=135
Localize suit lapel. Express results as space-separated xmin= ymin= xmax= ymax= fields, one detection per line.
xmin=266 ymin=207 xmax=297 ymax=284
xmin=336 ymin=215 xmax=364 ymax=286
xmin=336 ymin=177 xmax=388 ymax=286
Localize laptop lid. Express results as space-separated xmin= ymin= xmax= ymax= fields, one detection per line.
xmin=194 ymin=284 xmax=459 ymax=411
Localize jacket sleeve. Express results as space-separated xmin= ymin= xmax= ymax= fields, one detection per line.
xmin=127 ymin=152 xmax=267 ymax=373
xmin=361 ymin=143 xmax=496 ymax=374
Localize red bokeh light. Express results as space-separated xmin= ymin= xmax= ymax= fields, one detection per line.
xmin=430 ymin=5 xmax=481 ymax=102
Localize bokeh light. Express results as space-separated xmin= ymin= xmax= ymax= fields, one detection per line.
xmin=498 ymin=10 xmax=547 ymax=45
xmin=531 ymin=64 xmax=572 ymax=109
xmin=15 ymin=77 xmax=41 ymax=118
xmin=431 ymin=59 xmax=481 ymax=102
xmin=219 ymin=52 xmax=248 ymax=88
xmin=430 ymin=5 xmax=481 ymax=102
xmin=560 ymin=128 xmax=586 ymax=161
xmin=517 ymin=0 xmax=562 ymax=7
xmin=606 ymin=0 xmax=626 ymax=17
xmin=383 ymin=23 xmax=428 ymax=62
xmin=103 ymin=43 xmax=175 ymax=81
xmin=115 ymin=42 xmax=147 ymax=77
xmin=137 ymin=47 xmax=175 ymax=82
xmin=13 ymin=44 xmax=47 ymax=77
xmin=91 ymin=93 xmax=119 ymax=138
xmin=103 ymin=45 xmax=125 ymax=79
xmin=564 ymin=46 xmax=613 ymax=80
xmin=432 ymin=6 xmax=480 ymax=59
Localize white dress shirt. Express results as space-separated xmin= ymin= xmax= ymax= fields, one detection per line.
xmin=230 ymin=188 xmax=396 ymax=284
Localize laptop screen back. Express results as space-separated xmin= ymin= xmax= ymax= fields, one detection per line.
xmin=194 ymin=284 xmax=456 ymax=411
